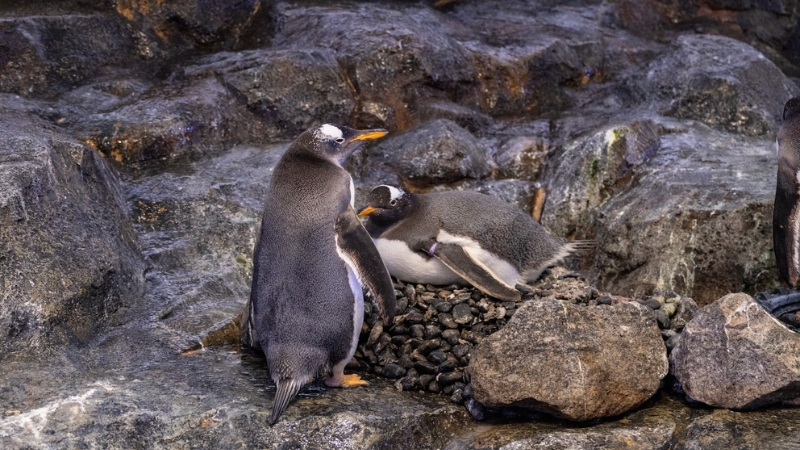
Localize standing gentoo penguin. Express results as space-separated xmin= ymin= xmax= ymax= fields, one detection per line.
xmin=245 ymin=124 xmax=396 ymax=425
xmin=358 ymin=185 xmax=579 ymax=302
xmin=774 ymin=96 xmax=800 ymax=286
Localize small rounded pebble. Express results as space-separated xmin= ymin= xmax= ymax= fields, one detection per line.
xmin=427 ymin=350 xmax=448 ymax=364
xmin=382 ymin=363 xmax=406 ymax=379
xmin=437 ymin=371 xmax=463 ymax=386
xmin=437 ymin=358 xmax=456 ymax=373
xmin=406 ymin=310 xmax=424 ymax=324
xmin=435 ymin=302 xmax=453 ymax=313
xmin=438 ymin=313 xmax=459 ymax=329
xmin=452 ymin=303 xmax=474 ymax=325
xmin=441 ymin=329 xmax=460 ymax=345
xmin=428 ymin=380 xmax=441 ymax=393
xmin=464 ymin=398 xmax=484 ymax=421
xmin=409 ymin=324 xmax=425 ymax=338
xmin=644 ymin=298 xmax=662 ymax=310
xmin=450 ymin=388 xmax=464 ymax=404
xmin=452 ymin=344 xmax=470 ymax=359
xmin=414 ymin=360 xmax=437 ymax=374
xmin=654 ymin=309 xmax=671 ymax=328
xmin=424 ymin=324 xmax=442 ymax=339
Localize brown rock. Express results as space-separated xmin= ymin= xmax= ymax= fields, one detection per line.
xmin=469 ymin=299 xmax=667 ymax=421
xmin=671 ymin=293 xmax=800 ymax=409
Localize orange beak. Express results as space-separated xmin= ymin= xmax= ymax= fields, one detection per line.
xmin=358 ymin=206 xmax=378 ymax=217
xmin=349 ymin=129 xmax=388 ymax=142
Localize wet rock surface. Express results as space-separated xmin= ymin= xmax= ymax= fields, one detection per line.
xmin=3 ymin=0 xmax=800 ymax=447
xmin=671 ymin=293 xmax=800 ymax=409
xmin=0 ymin=108 xmax=145 ymax=359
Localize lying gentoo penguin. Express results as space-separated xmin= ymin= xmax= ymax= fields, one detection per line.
xmin=358 ymin=185 xmax=580 ymax=302
xmin=246 ymin=124 xmax=396 ymax=425
xmin=775 ymin=96 xmax=800 ymax=287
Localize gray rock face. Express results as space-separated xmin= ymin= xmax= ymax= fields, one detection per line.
xmin=364 ymin=119 xmax=493 ymax=188
xmin=273 ymin=2 xmax=475 ymax=130
xmin=645 ymin=34 xmax=798 ymax=137
xmin=0 ymin=13 xmax=139 ymax=96
xmin=0 ymin=110 xmax=145 ymax=359
xmin=71 ymin=77 xmax=260 ymax=165
xmin=545 ymin=118 xmax=780 ymax=304
xmin=671 ymin=293 xmax=800 ymax=409
xmin=185 ymin=48 xmax=355 ymax=138
xmin=469 ymin=299 xmax=668 ymax=421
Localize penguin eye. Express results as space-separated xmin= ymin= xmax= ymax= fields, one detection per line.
xmin=390 ymin=200 xmax=397 ymax=206
xmin=335 ymin=137 xmax=345 ymax=144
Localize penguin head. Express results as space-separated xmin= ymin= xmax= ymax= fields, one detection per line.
xmin=358 ymin=185 xmax=414 ymax=225
xmin=784 ymin=96 xmax=800 ymax=122
xmin=290 ymin=124 xmax=388 ymax=165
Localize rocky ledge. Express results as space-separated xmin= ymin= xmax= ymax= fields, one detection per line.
xmin=4 ymin=0 xmax=800 ymax=448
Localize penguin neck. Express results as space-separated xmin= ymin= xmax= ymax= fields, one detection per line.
xmin=365 ymin=194 xmax=418 ymax=238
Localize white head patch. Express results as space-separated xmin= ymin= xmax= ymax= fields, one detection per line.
xmin=381 ymin=185 xmax=404 ymax=201
xmin=318 ymin=124 xmax=343 ymax=141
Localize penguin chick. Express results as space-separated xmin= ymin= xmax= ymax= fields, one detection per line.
xmin=246 ymin=124 xmax=396 ymax=425
xmin=774 ymin=96 xmax=800 ymax=286
xmin=358 ymin=185 xmax=577 ymax=302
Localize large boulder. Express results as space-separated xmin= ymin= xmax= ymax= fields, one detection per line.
xmin=544 ymin=118 xmax=779 ymax=305
xmin=671 ymin=293 xmax=800 ymax=409
xmin=0 ymin=108 xmax=145 ymax=359
xmin=469 ymin=299 xmax=668 ymax=421
xmin=272 ymin=2 xmax=475 ymax=130
xmin=184 ymin=48 xmax=355 ymax=139
xmin=0 ymin=13 xmax=140 ymax=96
xmin=644 ymin=34 xmax=798 ymax=137
xmin=360 ymin=119 xmax=493 ymax=190
xmin=70 ymin=77 xmax=260 ymax=165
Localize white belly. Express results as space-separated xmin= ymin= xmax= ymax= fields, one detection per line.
xmin=373 ymin=238 xmax=464 ymax=285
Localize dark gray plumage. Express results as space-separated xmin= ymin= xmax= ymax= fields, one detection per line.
xmin=774 ymin=96 xmax=800 ymax=286
xmin=245 ymin=124 xmax=395 ymax=425
xmin=358 ymin=186 xmax=579 ymax=302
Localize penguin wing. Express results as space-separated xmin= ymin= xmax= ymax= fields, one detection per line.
xmin=431 ymin=243 xmax=522 ymax=302
xmin=335 ymin=207 xmax=397 ymax=325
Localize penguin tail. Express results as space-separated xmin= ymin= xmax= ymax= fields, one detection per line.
xmin=270 ymin=378 xmax=304 ymax=426
xmin=567 ymin=239 xmax=596 ymax=253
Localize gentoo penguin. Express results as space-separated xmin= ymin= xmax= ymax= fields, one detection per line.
xmin=358 ymin=185 xmax=578 ymax=302
xmin=774 ymin=96 xmax=800 ymax=286
xmin=244 ymin=124 xmax=396 ymax=425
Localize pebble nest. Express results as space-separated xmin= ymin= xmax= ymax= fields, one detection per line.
xmin=352 ymin=266 xmax=699 ymax=412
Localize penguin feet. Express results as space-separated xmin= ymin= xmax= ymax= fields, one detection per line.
xmin=325 ymin=373 xmax=369 ymax=388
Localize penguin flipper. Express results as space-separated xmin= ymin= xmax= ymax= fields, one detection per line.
xmin=431 ymin=243 xmax=522 ymax=302
xmin=270 ymin=378 xmax=303 ymax=426
xmin=335 ymin=207 xmax=397 ymax=325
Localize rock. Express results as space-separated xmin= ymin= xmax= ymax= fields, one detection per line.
xmin=363 ymin=119 xmax=492 ymax=189
xmin=0 ymin=352 xmax=469 ymax=449
xmin=671 ymin=293 xmax=800 ymax=409
xmin=115 ymin=0 xmax=264 ymax=50
xmin=184 ymin=48 xmax=355 ymax=139
xmin=71 ymin=77 xmax=260 ymax=166
xmin=469 ymin=299 xmax=668 ymax=421
xmin=680 ymin=407 xmax=800 ymax=449
xmin=452 ymin=303 xmax=474 ymax=325
xmin=0 ymin=110 xmax=145 ymax=359
xmin=0 ymin=13 xmax=140 ymax=97
xmin=272 ymin=2 xmax=475 ymax=130
xmin=382 ymin=363 xmax=406 ymax=379
xmin=670 ymin=297 xmax=699 ymax=332
xmin=644 ymin=34 xmax=799 ymax=137
xmin=545 ymin=118 xmax=780 ymax=305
